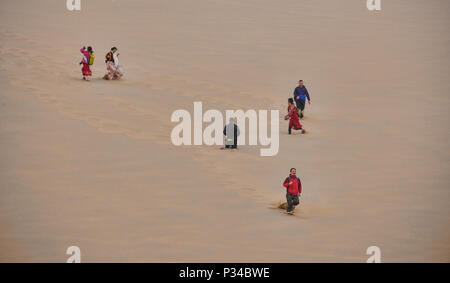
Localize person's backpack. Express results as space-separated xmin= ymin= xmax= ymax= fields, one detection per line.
xmin=105 ymin=51 xmax=114 ymax=63
xmin=88 ymin=54 xmax=95 ymax=66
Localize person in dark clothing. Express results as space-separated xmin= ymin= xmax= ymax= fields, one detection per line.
xmin=282 ymin=168 xmax=302 ymax=213
xmin=293 ymin=80 xmax=311 ymax=119
xmin=223 ymin=118 xmax=240 ymax=149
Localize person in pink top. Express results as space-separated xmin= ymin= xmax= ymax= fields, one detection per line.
xmin=80 ymin=46 xmax=93 ymax=81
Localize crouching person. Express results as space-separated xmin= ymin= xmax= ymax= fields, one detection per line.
xmin=282 ymin=168 xmax=302 ymax=214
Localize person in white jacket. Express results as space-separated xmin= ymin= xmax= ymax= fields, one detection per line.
xmin=104 ymin=47 xmax=124 ymax=80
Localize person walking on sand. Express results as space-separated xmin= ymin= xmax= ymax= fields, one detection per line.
xmin=104 ymin=47 xmax=124 ymax=80
xmin=222 ymin=118 xmax=240 ymax=149
xmin=282 ymin=168 xmax=302 ymax=214
xmin=285 ymin=98 xmax=306 ymax=135
xmin=293 ymin=80 xmax=311 ymax=119
xmin=80 ymin=46 xmax=94 ymax=81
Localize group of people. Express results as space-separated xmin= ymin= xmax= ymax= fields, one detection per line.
xmin=79 ymin=46 xmax=124 ymax=81
xmin=284 ymin=79 xmax=311 ymax=135
xmin=281 ymin=80 xmax=312 ymax=214
xmin=81 ymin=49 xmax=307 ymax=213
xmin=219 ymin=80 xmax=310 ymax=214
xmin=222 ymin=80 xmax=312 ymax=151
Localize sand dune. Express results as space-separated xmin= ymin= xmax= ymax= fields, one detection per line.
xmin=0 ymin=0 xmax=449 ymax=262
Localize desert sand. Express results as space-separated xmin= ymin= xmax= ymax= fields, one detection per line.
xmin=0 ymin=0 xmax=449 ymax=262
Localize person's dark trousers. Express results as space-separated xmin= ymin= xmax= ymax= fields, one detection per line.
xmin=295 ymin=100 xmax=305 ymax=119
xmin=288 ymin=127 xmax=292 ymax=135
xmin=286 ymin=193 xmax=299 ymax=212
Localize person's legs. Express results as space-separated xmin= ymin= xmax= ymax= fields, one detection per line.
xmin=87 ymin=66 xmax=92 ymax=81
xmin=292 ymin=194 xmax=300 ymax=207
xmin=106 ymin=63 xmax=114 ymax=80
xmin=116 ymin=65 xmax=124 ymax=79
xmin=298 ymin=100 xmax=305 ymax=118
xmin=288 ymin=126 xmax=292 ymax=135
xmin=286 ymin=193 xmax=294 ymax=212
xmin=232 ymin=137 xmax=237 ymax=149
xmin=295 ymin=100 xmax=302 ymax=116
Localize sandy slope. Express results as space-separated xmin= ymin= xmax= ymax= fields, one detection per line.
xmin=0 ymin=0 xmax=449 ymax=262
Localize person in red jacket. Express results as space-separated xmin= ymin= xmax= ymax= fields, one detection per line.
xmin=282 ymin=168 xmax=302 ymax=213
xmin=285 ymin=98 xmax=306 ymax=135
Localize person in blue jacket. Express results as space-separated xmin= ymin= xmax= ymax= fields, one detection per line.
xmin=293 ymin=80 xmax=311 ymax=119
